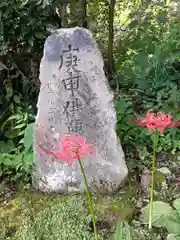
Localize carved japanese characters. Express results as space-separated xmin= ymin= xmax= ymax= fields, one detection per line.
xmin=34 ymin=27 xmax=128 ymax=193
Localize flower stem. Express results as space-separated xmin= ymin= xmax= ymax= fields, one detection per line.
xmin=78 ymin=157 xmax=98 ymax=240
xmin=149 ymin=133 xmax=158 ymax=229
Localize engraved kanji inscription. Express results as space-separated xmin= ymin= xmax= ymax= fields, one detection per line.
xmin=48 ymin=116 xmax=55 ymax=123
xmin=68 ymin=118 xmax=83 ymax=134
xmin=59 ymin=44 xmax=80 ymax=72
xmin=62 ymin=72 xmax=79 ymax=96
xmin=63 ymin=98 xmax=82 ymax=118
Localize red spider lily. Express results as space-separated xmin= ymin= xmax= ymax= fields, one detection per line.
xmin=135 ymin=110 xmax=179 ymax=133
xmin=39 ymin=133 xmax=92 ymax=165
xmin=39 ymin=144 xmax=77 ymax=165
xmin=61 ymin=134 xmax=92 ymax=158
xmin=157 ymin=112 xmax=175 ymax=128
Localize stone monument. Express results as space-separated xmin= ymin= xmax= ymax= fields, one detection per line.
xmin=34 ymin=27 xmax=128 ymax=193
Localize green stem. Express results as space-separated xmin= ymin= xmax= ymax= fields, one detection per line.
xmin=78 ymin=157 xmax=98 ymax=240
xmin=149 ymin=133 xmax=157 ymax=230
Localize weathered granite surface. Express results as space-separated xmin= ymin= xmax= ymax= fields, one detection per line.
xmin=34 ymin=27 xmax=128 ymax=193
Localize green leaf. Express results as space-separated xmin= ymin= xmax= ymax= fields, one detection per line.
xmin=0 ymin=114 xmax=21 ymax=132
xmin=124 ymin=221 xmax=132 ymax=240
xmin=12 ymin=153 xmax=23 ymax=166
xmin=14 ymin=123 xmax=26 ymax=129
xmin=115 ymin=99 xmax=132 ymax=114
xmin=115 ymin=221 xmax=123 ymax=240
xmin=0 ymin=140 xmax=15 ymax=153
xmin=24 ymin=151 xmax=34 ymax=163
xmin=16 ymin=119 xmax=24 ymax=125
xmin=20 ymin=0 xmax=29 ymax=7
xmin=24 ymin=123 xmax=34 ymax=152
xmin=3 ymin=158 xmax=13 ymax=166
xmin=22 ymin=151 xmax=34 ymax=172
xmin=175 ymin=113 xmax=180 ymax=121
xmin=154 ymin=170 xmax=166 ymax=185
xmin=167 ymin=234 xmax=180 ymax=240
xmin=18 ymin=130 xmax=25 ymax=136
xmin=13 ymin=95 xmax=21 ymax=104
xmin=7 ymin=114 xmax=21 ymax=121
xmin=138 ymin=148 xmax=149 ymax=160
xmin=34 ymin=31 xmax=45 ymax=39
xmin=173 ymin=199 xmax=180 ymax=213
xmin=139 ymin=201 xmax=173 ymax=227
xmin=24 ymin=112 xmax=28 ymax=122
xmin=5 ymin=129 xmax=21 ymax=138
xmin=166 ymin=211 xmax=180 ymax=235
xmin=28 ymin=37 xmax=34 ymax=47
xmin=18 ymin=139 xmax=24 ymax=144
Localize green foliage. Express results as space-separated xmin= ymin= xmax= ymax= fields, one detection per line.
xmin=115 ymin=220 xmax=132 ymax=240
xmin=0 ymin=151 xmax=34 ymax=183
xmin=0 ymin=0 xmax=60 ymax=55
xmin=167 ymin=234 xmax=180 ymax=240
xmin=24 ymin=123 xmax=34 ymax=153
xmin=16 ymin=197 xmax=94 ymax=240
xmin=0 ymin=0 xmax=62 ymax=135
xmin=88 ymin=1 xmax=109 ymax=56
xmin=139 ymin=201 xmax=173 ymax=227
xmin=139 ymin=199 xmax=180 ymax=239
xmin=114 ymin=19 xmax=180 ymax=165
xmin=164 ymin=199 xmax=180 ymax=237
xmin=115 ymin=220 xmax=123 ymax=239
xmin=115 ymin=95 xmax=180 ymax=156
xmin=0 ymin=0 xmax=61 ymax=114
xmin=1 ymin=110 xmax=33 ymax=142
xmin=0 ymin=105 xmax=35 ymax=183
xmin=0 ymin=49 xmax=35 ymax=183
xmin=0 ymin=122 xmax=34 ymax=183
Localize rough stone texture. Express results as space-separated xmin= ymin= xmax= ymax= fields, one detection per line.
xmin=34 ymin=27 xmax=128 ymax=193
